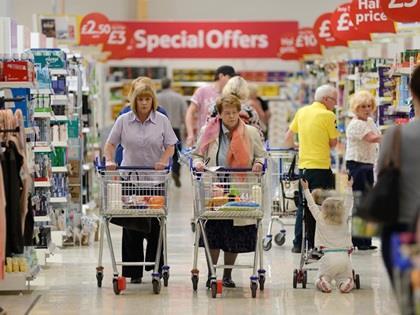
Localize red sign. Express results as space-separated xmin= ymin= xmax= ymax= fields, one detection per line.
xmin=331 ymin=2 xmax=371 ymax=42
xmin=295 ymin=28 xmax=322 ymax=55
xmin=380 ymin=0 xmax=420 ymax=22
xmin=80 ymin=12 xmax=111 ymax=45
xmin=277 ymin=32 xmax=301 ymax=60
xmin=79 ymin=15 xmax=298 ymax=59
xmin=313 ymin=13 xmax=347 ymax=47
xmin=351 ymin=0 xmax=396 ymax=33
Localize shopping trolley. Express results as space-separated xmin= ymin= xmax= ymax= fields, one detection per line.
xmin=263 ymin=148 xmax=299 ymax=251
xmin=190 ymin=167 xmax=266 ymax=298
xmin=292 ymin=181 xmax=361 ymax=290
xmin=95 ymin=160 xmax=171 ymax=295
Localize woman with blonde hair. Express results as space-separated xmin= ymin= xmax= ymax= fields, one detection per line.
xmin=345 ymin=90 xmax=381 ymax=250
xmin=104 ymin=80 xmax=178 ymax=284
xmin=301 ymin=178 xmax=354 ymax=293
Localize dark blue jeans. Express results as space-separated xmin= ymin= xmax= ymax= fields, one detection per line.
xmin=293 ymin=169 xmax=334 ymax=249
xmin=346 ymin=160 xmax=374 ymax=248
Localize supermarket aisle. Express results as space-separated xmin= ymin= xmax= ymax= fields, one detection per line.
xmin=28 ymin=171 xmax=399 ymax=315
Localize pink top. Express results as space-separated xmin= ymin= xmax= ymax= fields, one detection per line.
xmin=190 ymin=84 xmax=220 ymax=131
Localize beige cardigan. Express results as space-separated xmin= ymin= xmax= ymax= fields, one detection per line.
xmin=192 ymin=124 xmax=266 ymax=168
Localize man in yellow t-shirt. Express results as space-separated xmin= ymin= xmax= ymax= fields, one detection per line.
xmin=285 ymin=85 xmax=339 ymax=253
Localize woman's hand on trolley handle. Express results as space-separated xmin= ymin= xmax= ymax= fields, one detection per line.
xmin=154 ymin=161 xmax=167 ymax=170
xmin=252 ymin=161 xmax=263 ymax=173
xmin=194 ymin=161 xmax=205 ymax=172
xmin=105 ymin=160 xmax=117 ymax=171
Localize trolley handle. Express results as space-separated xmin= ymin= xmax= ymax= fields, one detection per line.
xmin=94 ymin=157 xmax=170 ymax=171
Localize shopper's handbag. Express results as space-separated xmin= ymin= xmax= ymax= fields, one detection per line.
xmin=356 ymin=126 xmax=401 ymax=224
xmin=280 ymin=153 xmax=300 ymax=212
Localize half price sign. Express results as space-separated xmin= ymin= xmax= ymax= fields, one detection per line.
xmin=350 ymin=0 xmax=396 ymax=34
xmin=331 ymin=2 xmax=371 ymax=42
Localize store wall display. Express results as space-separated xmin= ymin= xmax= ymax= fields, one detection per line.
xmin=350 ymin=0 xmax=396 ymax=34
xmin=313 ymin=13 xmax=348 ymax=47
xmin=79 ymin=13 xmax=298 ymax=59
xmin=380 ymin=0 xmax=420 ymax=22
xmin=330 ymin=2 xmax=371 ymax=42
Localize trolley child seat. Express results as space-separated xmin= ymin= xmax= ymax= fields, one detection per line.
xmin=94 ymin=158 xmax=171 ymax=295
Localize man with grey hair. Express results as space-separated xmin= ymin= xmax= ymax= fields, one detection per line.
xmin=157 ymin=77 xmax=187 ymax=187
xmin=285 ymin=84 xmax=340 ymax=253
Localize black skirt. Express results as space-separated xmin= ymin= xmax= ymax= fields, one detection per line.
xmin=199 ymin=220 xmax=257 ymax=253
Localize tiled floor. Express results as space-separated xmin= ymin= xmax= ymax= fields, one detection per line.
xmin=1 ymin=172 xmax=400 ymax=315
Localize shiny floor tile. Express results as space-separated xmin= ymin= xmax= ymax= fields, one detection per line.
xmin=3 ymin=172 xmax=401 ymax=314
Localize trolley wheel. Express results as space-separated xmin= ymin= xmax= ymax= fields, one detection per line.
xmin=251 ymin=282 xmax=258 ymax=298
xmin=191 ymin=222 xmax=196 ymax=233
xmin=293 ymin=269 xmax=298 ymax=289
xmin=259 ymin=275 xmax=265 ymax=291
xmin=355 ymin=274 xmax=360 ymax=289
xmin=152 ymin=279 xmax=161 ymax=294
xmin=263 ymin=237 xmax=272 ymax=251
xmin=302 ymin=270 xmax=307 ymax=289
xmin=96 ymin=271 xmax=103 ymax=288
xmin=210 ymin=282 xmax=218 ymax=298
xmin=191 ymin=275 xmax=199 ymax=291
xmin=113 ymin=278 xmax=121 ymax=295
xmin=274 ymin=233 xmax=286 ymax=246
xmin=163 ymin=272 xmax=170 ymax=287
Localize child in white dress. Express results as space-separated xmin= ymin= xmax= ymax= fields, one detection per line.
xmin=301 ymin=178 xmax=354 ymax=293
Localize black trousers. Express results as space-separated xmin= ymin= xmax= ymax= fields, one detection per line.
xmin=293 ymin=169 xmax=334 ymax=249
xmin=119 ymin=182 xmax=165 ymax=278
xmin=122 ymin=218 xmax=164 ymax=278
xmin=172 ymin=128 xmax=181 ymax=177
xmin=346 ymin=160 xmax=374 ymax=247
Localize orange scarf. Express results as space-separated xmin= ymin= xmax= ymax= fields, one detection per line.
xmin=198 ymin=117 xmax=251 ymax=168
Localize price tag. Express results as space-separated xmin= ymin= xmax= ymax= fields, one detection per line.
xmin=79 ymin=12 xmax=111 ymax=45
xmin=380 ymin=0 xmax=420 ymax=22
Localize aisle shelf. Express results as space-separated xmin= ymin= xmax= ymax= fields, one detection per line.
xmin=31 ymin=88 xmax=53 ymax=94
xmin=50 ymin=115 xmax=68 ymax=122
xmin=0 ymin=81 xmax=35 ymax=89
xmin=34 ymin=215 xmax=51 ymax=222
xmin=52 ymin=141 xmax=68 ymax=147
xmin=33 ymin=146 xmax=52 ymax=153
xmin=34 ymin=181 xmax=52 ymax=188
xmin=50 ymin=95 xmax=68 ymax=105
xmin=50 ymin=196 xmax=68 ymax=203
xmin=52 ymin=166 xmax=68 ymax=173
xmin=50 ymin=69 xmax=68 ymax=76
xmin=0 ymin=264 xmax=40 ymax=291
xmin=33 ymin=112 xmax=52 ymax=119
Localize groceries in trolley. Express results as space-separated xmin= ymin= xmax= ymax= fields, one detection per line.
xmin=205 ymin=183 xmax=261 ymax=211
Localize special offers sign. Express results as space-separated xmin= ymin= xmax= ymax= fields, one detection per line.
xmin=79 ymin=13 xmax=298 ymax=59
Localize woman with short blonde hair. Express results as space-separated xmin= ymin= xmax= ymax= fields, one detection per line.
xmin=345 ymin=90 xmax=381 ymax=250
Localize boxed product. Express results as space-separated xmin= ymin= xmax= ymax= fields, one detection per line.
xmin=31 ymin=48 xmax=67 ymax=69
xmin=3 ymin=60 xmax=35 ymax=82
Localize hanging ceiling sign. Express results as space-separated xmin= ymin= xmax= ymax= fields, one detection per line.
xmin=313 ymin=13 xmax=347 ymax=47
xmin=380 ymin=0 xmax=420 ymax=23
xmin=78 ymin=13 xmax=298 ymax=59
xmin=295 ymin=27 xmax=322 ymax=55
xmin=277 ymin=32 xmax=301 ymax=60
xmin=331 ymin=2 xmax=371 ymax=42
xmin=350 ymin=0 xmax=396 ymax=33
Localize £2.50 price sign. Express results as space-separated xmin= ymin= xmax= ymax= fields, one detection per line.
xmin=380 ymin=0 xmax=420 ymax=22
xmin=79 ymin=12 xmax=111 ymax=45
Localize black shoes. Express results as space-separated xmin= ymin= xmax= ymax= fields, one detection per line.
xmin=291 ymin=246 xmax=301 ymax=253
xmin=222 ymin=277 xmax=236 ymax=288
xmin=206 ymin=277 xmax=236 ymax=288
xmin=130 ymin=277 xmax=142 ymax=284
xmin=357 ymin=245 xmax=377 ymax=251
xmin=172 ymin=173 xmax=181 ymax=187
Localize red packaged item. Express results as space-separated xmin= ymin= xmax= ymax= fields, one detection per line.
xmin=4 ymin=60 xmax=35 ymax=82
xmin=0 ymin=61 xmax=3 ymax=81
